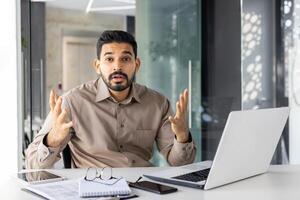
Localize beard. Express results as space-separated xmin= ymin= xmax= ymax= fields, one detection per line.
xmin=100 ymin=70 xmax=136 ymax=92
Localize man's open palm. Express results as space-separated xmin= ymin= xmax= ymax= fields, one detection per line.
xmin=169 ymin=89 xmax=189 ymax=143
xmin=46 ymin=90 xmax=73 ymax=147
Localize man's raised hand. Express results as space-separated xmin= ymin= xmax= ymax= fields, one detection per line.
xmin=45 ymin=90 xmax=73 ymax=147
xmin=168 ymin=89 xmax=189 ymax=143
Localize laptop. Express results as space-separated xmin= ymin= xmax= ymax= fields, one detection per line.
xmin=144 ymin=107 xmax=290 ymax=190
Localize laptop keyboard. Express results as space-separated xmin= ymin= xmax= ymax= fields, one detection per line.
xmin=172 ymin=168 xmax=211 ymax=182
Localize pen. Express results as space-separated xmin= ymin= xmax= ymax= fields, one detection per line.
xmin=119 ymin=194 xmax=139 ymax=200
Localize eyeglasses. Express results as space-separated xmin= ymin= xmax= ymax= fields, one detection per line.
xmin=84 ymin=167 xmax=122 ymax=185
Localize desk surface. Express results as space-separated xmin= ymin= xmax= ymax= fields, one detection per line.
xmin=2 ymin=165 xmax=300 ymax=200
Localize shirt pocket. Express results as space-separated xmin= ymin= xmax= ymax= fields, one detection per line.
xmin=134 ymin=129 xmax=156 ymax=149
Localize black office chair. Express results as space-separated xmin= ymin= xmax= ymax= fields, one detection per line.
xmin=62 ymin=128 xmax=76 ymax=168
xmin=62 ymin=144 xmax=72 ymax=168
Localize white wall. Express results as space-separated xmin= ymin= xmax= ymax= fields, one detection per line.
xmin=288 ymin=0 xmax=300 ymax=164
xmin=0 ymin=0 xmax=19 ymax=185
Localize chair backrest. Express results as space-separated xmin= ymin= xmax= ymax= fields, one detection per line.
xmin=62 ymin=144 xmax=71 ymax=168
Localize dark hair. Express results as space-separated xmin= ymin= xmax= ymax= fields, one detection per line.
xmin=96 ymin=30 xmax=137 ymax=59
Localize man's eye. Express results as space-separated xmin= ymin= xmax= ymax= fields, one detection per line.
xmin=105 ymin=57 xmax=113 ymax=62
xmin=122 ymin=57 xmax=131 ymax=62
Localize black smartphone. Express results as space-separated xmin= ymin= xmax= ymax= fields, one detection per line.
xmin=129 ymin=181 xmax=178 ymax=194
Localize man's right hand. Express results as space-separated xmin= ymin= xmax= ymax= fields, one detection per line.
xmin=45 ymin=90 xmax=73 ymax=148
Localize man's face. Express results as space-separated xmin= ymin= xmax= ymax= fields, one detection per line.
xmin=94 ymin=42 xmax=140 ymax=92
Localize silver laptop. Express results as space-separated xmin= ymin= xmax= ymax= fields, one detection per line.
xmin=144 ymin=107 xmax=290 ymax=190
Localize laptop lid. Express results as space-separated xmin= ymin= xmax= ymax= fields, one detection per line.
xmin=204 ymin=107 xmax=289 ymax=190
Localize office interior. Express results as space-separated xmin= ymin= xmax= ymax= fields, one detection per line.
xmin=1 ymin=0 xmax=300 ymax=181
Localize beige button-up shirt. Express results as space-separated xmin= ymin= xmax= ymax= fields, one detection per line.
xmin=26 ymin=78 xmax=196 ymax=169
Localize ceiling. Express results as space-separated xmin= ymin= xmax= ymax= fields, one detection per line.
xmin=39 ymin=0 xmax=136 ymax=16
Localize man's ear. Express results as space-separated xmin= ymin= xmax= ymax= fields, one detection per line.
xmin=135 ymin=57 xmax=141 ymax=73
xmin=93 ymin=58 xmax=101 ymax=74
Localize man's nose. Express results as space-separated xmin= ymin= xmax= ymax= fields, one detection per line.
xmin=113 ymin=60 xmax=122 ymax=71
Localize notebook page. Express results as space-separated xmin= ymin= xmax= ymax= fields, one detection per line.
xmin=23 ymin=179 xmax=82 ymax=200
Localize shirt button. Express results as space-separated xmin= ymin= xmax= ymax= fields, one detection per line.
xmin=121 ymin=124 xmax=124 ymax=128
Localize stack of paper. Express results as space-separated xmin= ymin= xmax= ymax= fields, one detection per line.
xmin=23 ymin=178 xmax=132 ymax=200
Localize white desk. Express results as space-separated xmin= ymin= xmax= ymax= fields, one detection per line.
xmin=2 ymin=165 xmax=300 ymax=200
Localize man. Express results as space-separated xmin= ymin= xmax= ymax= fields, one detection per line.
xmin=26 ymin=30 xmax=196 ymax=169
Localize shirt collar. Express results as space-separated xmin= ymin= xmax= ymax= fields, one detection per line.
xmin=95 ymin=77 xmax=141 ymax=104
xmin=95 ymin=77 xmax=111 ymax=102
xmin=130 ymin=82 xmax=141 ymax=103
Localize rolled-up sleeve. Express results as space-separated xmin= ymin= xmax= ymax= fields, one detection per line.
xmin=156 ymin=99 xmax=196 ymax=166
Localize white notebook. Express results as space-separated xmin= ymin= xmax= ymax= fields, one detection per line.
xmin=78 ymin=178 xmax=131 ymax=198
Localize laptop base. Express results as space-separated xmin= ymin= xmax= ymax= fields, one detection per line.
xmin=143 ymin=175 xmax=205 ymax=189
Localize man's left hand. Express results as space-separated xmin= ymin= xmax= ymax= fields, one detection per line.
xmin=169 ymin=89 xmax=189 ymax=143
